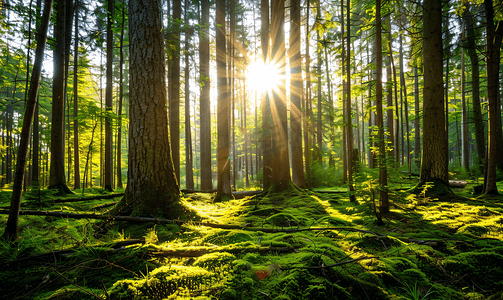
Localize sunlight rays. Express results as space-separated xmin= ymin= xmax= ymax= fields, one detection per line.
xmin=245 ymin=60 xmax=282 ymax=95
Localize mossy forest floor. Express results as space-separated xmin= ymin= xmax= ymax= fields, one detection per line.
xmin=1 ymin=174 xmax=503 ymax=300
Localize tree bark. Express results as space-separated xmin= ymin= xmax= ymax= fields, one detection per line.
xmin=116 ymin=0 xmax=182 ymax=218
xmin=261 ymin=0 xmax=272 ymax=190
xmin=290 ymin=0 xmax=305 ymax=188
xmin=215 ymin=0 xmax=231 ymax=201
xmin=270 ymin=0 xmax=291 ymax=192
xmin=375 ymin=0 xmax=389 ymax=214
xmin=483 ymin=0 xmax=502 ymax=194
xmin=49 ymin=0 xmax=71 ymax=194
xmin=199 ymin=0 xmax=212 ymax=191
xmin=104 ymin=0 xmax=114 ymax=192
xmin=184 ymin=0 xmax=194 ymax=190
xmin=170 ymin=0 xmax=181 ymax=184
xmin=346 ymin=0 xmax=355 ymax=201
xmin=73 ymin=2 xmax=81 ymax=190
xmin=116 ymin=2 xmax=125 ymax=189
xmin=2 ymin=0 xmax=53 ymax=241
xmin=420 ymin=0 xmax=449 ymax=187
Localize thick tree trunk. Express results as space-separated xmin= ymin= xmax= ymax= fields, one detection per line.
xmin=261 ymin=0 xmax=272 ymax=190
xmin=290 ymin=0 xmax=305 ymax=188
xmin=304 ymin=0 xmax=311 ymax=187
xmin=346 ymin=0 xmax=355 ymax=201
xmin=199 ymin=0 xmax=212 ymax=191
xmin=461 ymin=28 xmax=470 ymax=172
xmin=414 ymin=66 xmax=420 ymax=171
xmin=49 ymin=0 xmax=71 ymax=194
xmin=215 ymin=0 xmax=231 ymax=200
xmin=483 ymin=0 xmax=502 ymax=194
xmin=420 ymin=0 xmax=449 ymax=187
xmin=270 ymin=0 xmax=291 ymax=192
xmin=2 ymin=0 xmax=53 ymax=241
xmin=117 ymin=0 xmax=182 ymax=218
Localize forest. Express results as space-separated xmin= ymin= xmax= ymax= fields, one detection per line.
xmin=1 ymin=0 xmax=503 ymax=299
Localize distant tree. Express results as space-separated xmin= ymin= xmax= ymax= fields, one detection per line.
xmin=116 ymin=0 xmax=126 ymax=189
xmin=73 ymin=1 xmax=81 ymax=189
xmin=116 ymin=0 xmax=182 ymax=217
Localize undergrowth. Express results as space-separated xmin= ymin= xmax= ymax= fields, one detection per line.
xmin=0 ymin=177 xmax=503 ymax=299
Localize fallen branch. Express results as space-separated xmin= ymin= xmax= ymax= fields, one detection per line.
xmin=52 ymin=193 xmax=124 ymax=203
xmin=0 ymin=209 xmax=387 ymax=236
xmin=3 ymin=238 xmax=145 ymax=265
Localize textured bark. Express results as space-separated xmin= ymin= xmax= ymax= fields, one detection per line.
xmin=116 ymin=3 xmax=125 ymax=189
xmin=199 ymin=0 xmax=212 ymax=191
xmin=270 ymin=0 xmax=291 ymax=192
xmin=49 ymin=0 xmax=71 ymax=194
xmin=346 ymin=0 xmax=355 ymax=201
xmin=414 ymin=66 xmax=420 ymax=170
xmin=184 ymin=0 xmax=194 ymax=190
xmin=261 ymin=0 xmax=272 ymax=190
xmin=290 ymin=0 xmax=305 ymax=188
xmin=463 ymin=4 xmax=484 ymax=170
xmin=215 ymin=0 xmax=231 ymax=200
xmin=104 ymin=0 xmax=114 ymax=191
xmin=315 ymin=0 xmax=322 ymax=163
xmin=483 ymin=0 xmax=502 ymax=194
xmin=2 ymin=0 xmax=53 ymax=241
xmin=304 ymin=0 xmax=311 ymax=187
xmin=170 ymin=0 xmax=181 ymax=184
xmin=420 ymin=0 xmax=449 ymax=186
xmin=461 ymin=29 xmax=470 ymax=172
xmin=118 ymin=0 xmax=181 ymax=218
xmin=73 ymin=3 xmax=81 ymax=189
xmin=386 ymin=17 xmax=394 ymax=160
xmin=375 ymin=0 xmax=389 ymax=214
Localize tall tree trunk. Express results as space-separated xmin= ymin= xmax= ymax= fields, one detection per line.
xmin=199 ymin=0 xmax=212 ymax=191
xmin=399 ymin=33 xmax=410 ymax=173
xmin=414 ymin=66 xmax=420 ymax=171
xmin=170 ymin=0 xmax=181 ymax=184
xmin=304 ymin=0 xmax=311 ymax=187
xmin=375 ymin=0 xmax=389 ymax=214
xmin=73 ymin=2 xmax=81 ymax=189
xmin=104 ymin=0 xmax=114 ymax=192
xmin=483 ymin=0 xmax=502 ymax=194
xmin=229 ymin=0 xmax=236 ymax=189
xmin=184 ymin=0 xmax=194 ymax=190
xmin=290 ymin=0 xmax=305 ymax=188
xmin=261 ymin=0 xmax=272 ymax=190
xmin=31 ymin=0 xmax=42 ymax=186
xmin=341 ymin=0 xmax=347 ymax=183
xmin=215 ymin=0 xmax=231 ymax=201
xmin=271 ymin=0 xmax=291 ymax=192
xmin=420 ymin=0 xmax=449 ymax=188
xmin=2 ymin=0 xmax=53 ymax=241
xmin=464 ymin=3 xmax=484 ymax=172
xmin=346 ymin=0 xmax=355 ymax=201
xmin=117 ymin=0 xmax=181 ymax=218
xmin=316 ymin=0 xmax=323 ymax=163
xmin=461 ymin=29 xmax=470 ymax=172
xmin=116 ymin=2 xmax=125 ymax=189
xmin=49 ymin=0 xmax=71 ymax=194
xmin=386 ymin=17 xmax=394 ymax=160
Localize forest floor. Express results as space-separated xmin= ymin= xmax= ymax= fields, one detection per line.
xmin=1 ymin=173 xmax=503 ymax=300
